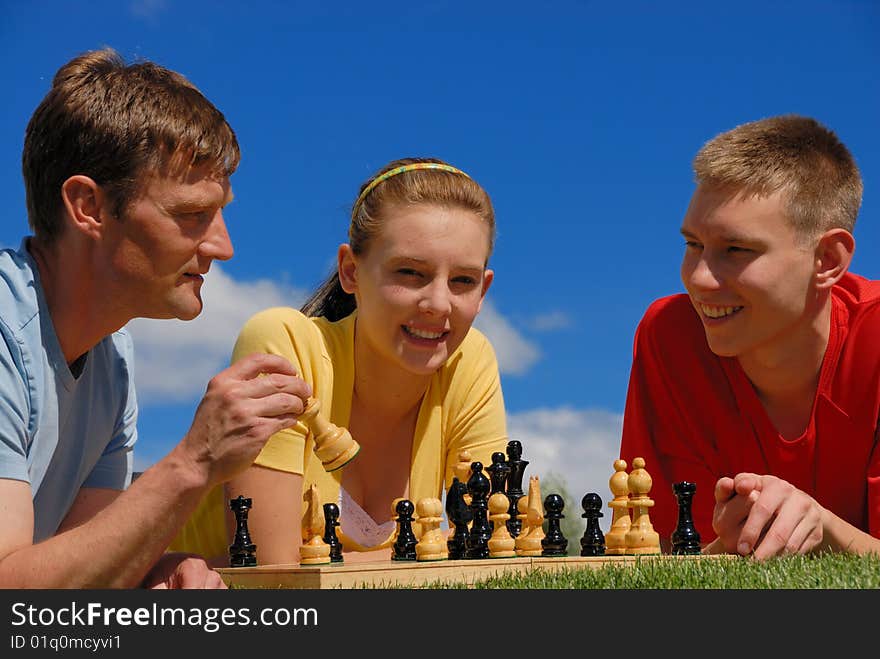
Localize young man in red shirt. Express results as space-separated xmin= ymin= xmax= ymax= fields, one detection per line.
xmin=620 ymin=115 xmax=880 ymax=559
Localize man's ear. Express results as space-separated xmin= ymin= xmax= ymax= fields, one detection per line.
xmin=337 ymin=244 xmax=358 ymax=294
xmin=60 ymin=175 xmax=109 ymax=240
xmin=814 ymin=228 xmax=855 ymax=290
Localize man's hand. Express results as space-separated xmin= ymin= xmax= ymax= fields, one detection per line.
xmin=711 ymin=473 xmax=824 ymax=560
xmin=142 ymin=553 xmax=226 ymax=589
xmin=179 ymin=353 xmax=312 ymax=487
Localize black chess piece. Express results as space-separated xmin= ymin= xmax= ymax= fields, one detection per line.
xmin=392 ymin=499 xmax=418 ymax=561
xmin=228 ymin=495 xmax=257 ymax=567
xmin=446 ymin=477 xmax=472 ymax=560
xmin=671 ymin=481 xmax=701 ymax=555
xmin=541 ymin=493 xmax=568 ymax=557
xmin=322 ymin=502 xmax=344 ymax=563
xmin=465 ymin=462 xmax=492 ymax=559
xmin=579 ymin=492 xmax=606 ymax=557
xmin=504 ymin=440 xmax=529 ymax=537
xmin=487 ymin=451 xmax=511 ymax=496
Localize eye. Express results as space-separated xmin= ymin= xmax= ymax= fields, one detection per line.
xmin=684 ymin=240 xmax=702 ymax=250
xmin=452 ymin=276 xmax=477 ymax=286
xmin=726 ymin=246 xmax=750 ymax=254
xmin=396 ymin=268 xmax=423 ymax=278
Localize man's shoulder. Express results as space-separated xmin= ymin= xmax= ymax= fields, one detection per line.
xmin=0 ymin=245 xmax=39 ymax=334
xmin=638 ymin=293 xmax=702 ymax=336
xmin=834 ymin=273 xmax=880 ymax=319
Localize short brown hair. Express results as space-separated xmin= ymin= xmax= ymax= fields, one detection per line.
xmin=22 ymin=48 xmax=240 ymax=244
xmin=301 ymin=157 xmax=495 ymax=320
xmin=693 ymin=115 xmax=862 ymax=237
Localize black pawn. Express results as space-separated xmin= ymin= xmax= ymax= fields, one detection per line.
xmin=392 ymin=499 xmax=418 ymax=561
xmin=541 ymin=493 xmax=568 ymax=557
xmin=228 ymin=495 xmax=257 ymax=567
xmin=671 ymin=481 xmax=701 ymax=554
xmin=505 ymin=440 xmax=529 ymax=538
xmin=579 ymin=493 xmax=606 ymax=557
xmin=323 ymin=502 xmax=344 ymax=563
xmin=466 ymin=462 xmax=492 ymax=559
xmin=486 ymin=451 xmax=511 ymax=496
xmin=446 ymin=477 xmax=472 ymax=560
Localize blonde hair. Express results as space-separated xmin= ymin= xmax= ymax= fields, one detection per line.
xmin=301 ymin=157 xmax=495 ymax=320
xmin=693 ymin=115 xmax=862 ymax=238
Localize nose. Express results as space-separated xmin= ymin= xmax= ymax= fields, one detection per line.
xmin=418 ymin=280 xmax=452 ymax=316
xmin=199 ymin=210 xmax=234 ymax=262
xmin=681 ymin=251 xmax=721 ymax=292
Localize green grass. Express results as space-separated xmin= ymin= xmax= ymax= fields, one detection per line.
xmin=422 ymin=553 xmax=880 ymax=589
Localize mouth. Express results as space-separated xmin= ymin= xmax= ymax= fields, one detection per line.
xmin=698 ymin=303 xmax=743 ymax=320
xmin=402 ymin=325 xmax=449 ymax=342
xmin=182 ymin=273 xmax=205 ymax=282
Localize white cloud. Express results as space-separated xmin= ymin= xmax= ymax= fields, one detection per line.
xmin=530 ymin=311 xmax=572 ymax=332
xmin=474 ymin=300 xmax=541 ymax=376
xmin=127 ymin=266 xmax=306 ymax=404
xmin=507 ymin=406 xmax=623 ymax=531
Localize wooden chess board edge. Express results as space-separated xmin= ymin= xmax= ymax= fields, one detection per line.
xmin=216 ymin=553 xmax=733 ymax=589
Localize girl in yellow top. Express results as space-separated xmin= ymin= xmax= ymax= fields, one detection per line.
xmin=171 ymin=157 xmax=508 ymax=564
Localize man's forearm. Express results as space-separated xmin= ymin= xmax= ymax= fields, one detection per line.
xmin=0 ymin=445 xmax=211 ymax=588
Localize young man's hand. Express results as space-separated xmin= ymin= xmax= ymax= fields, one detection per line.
xmin=710 ymin=473 xmax=824 ymax=560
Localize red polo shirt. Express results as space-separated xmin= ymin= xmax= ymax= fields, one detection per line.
xmin=620 ymin=272 xmax=880 ymax=543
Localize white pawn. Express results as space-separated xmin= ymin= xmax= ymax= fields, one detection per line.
xmin=415 ymin=497 xmax=448 ymax=562
xmin=487 ymin=492 xmax=516 ymax=558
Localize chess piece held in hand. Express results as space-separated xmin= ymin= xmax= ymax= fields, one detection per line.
xmin=300 ymin=484 xmax=332 ymax=565
xmin=229 ymin=495 xmax=257 ymax=567
xmin=299 ymin=396 xmax=360 ymax=472
xmin=624 ymin=457 xmax=661 ymax=555
xmin=671 ymin=481 xmax=701 ymax=555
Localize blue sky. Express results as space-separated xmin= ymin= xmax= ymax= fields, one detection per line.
xmin=2 ymin=1 xmax=878 ymax=512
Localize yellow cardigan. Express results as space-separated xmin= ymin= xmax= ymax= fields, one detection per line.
xmin=170 ymin=308 xmax=508 ymax=557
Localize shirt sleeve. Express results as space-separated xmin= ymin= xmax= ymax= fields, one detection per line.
xmin=233 ymin=308 xmax=309 ymax=475
xmin=0 ymin=330 xmax=31 ymax=483
xmin=82 ymin=331 xmax=137 ymax=490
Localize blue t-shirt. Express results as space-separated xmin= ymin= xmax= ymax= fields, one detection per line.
xmin=0 ymin=239 xmax=137 ymax=542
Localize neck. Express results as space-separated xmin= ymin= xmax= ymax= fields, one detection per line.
xmin=28 ymin=237 xmax=130 ymax=365
xmin=737 ymin=297 xmax=832 ymax=408
xmin=351 ymin=330 xmax=430 ymax=424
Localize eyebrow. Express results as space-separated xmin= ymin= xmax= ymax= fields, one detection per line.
xmin=389 ymin=256 xmax=485 ymax=272
xmin=679 ymin=228 xmax=757 ymax=243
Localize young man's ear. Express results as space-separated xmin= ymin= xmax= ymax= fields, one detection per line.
xmin=337 ymin=244 xmax=358 ymax=294
xmin=814 ymin=228 xmax=855 ymax=290
xmin=60 ymin=175 xmax=109 ymax=240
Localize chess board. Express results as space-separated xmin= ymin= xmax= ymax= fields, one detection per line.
xmin=216 ymin=554 xmax=731 ymax=589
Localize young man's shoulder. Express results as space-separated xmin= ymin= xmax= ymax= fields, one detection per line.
xmin=834 ymin=272 xmax=880 ymax=317
xmin=638 ymin=293 xmax=704 ymax=340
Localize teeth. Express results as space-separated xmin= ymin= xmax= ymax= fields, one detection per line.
xmin=700 ymin=304 xmax=742 ymax=319
xmin=406 ymin=326 xmax=444 ymax=339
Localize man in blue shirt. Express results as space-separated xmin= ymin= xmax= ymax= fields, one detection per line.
xmin=0 ymin=48 xmax=311 ymax=588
